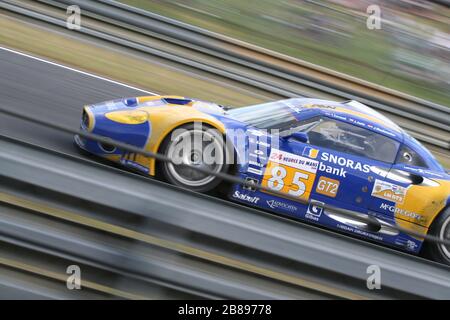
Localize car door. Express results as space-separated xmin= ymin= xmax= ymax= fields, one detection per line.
xmin=283 ymin=138 xmax=376 ymax=212
xmin=261 ymin=116 xmax=397 ymax=220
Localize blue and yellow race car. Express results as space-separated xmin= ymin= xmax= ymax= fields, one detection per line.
xmin=74 ymin=96 xmax=450 ymax=265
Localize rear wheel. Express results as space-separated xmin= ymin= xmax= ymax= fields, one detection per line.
xmin=158 ymin=123 xmax=229 ymax=193
xmin=422 ymin=207 xmax=450 ymax=265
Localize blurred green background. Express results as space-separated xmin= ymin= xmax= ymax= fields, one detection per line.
xmin=121 ymin=0 xmax=450 ymax=106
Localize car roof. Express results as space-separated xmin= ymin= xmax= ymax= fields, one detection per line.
xmin=282 ymin=98 xmax=405 ymax=141
xmin=284 ymin=98 xmax=446 ymax=171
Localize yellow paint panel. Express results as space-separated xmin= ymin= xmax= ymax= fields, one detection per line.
xmin=105 ymin=110 xmax=148 ymax=124
xmin=136 ymin=95 xmax=185 ymax=103
xmin=141 ymin=106 xmax=226 ymax=176
xmin=104 ymin=154 xmax=121 ymax=162
xmin=396 ymin=180 xmax=450 ymax=228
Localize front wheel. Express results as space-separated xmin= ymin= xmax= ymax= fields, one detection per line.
xmin=422 ymin=207 xmax=450 ymax=266
xmin=158 ymin=123 xmax=229 ymax=193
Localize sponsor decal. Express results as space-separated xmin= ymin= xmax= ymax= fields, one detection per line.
xmin=269 ymin=149 xmax=318 ymax=174
xmin=266 ymin=200 xmax=297 ymax=212
xmin=347 ymin=118 xmax=366 ymax=127
xmin=372 ymin=180 xmax=407 ymax=204
xmin=249 ymin=153 xmax=267 ymax=161
xmin=318 ymin=162 xmax=347 ymax=178
xmin=303 ymin=103 xmax=336 ymax=110
xmin=249 ymin=137 xmax=270 ymax=148
xmin=263 ymin=149 xmax=318 ymax=202
xmin=316 ymin=176 xmax=340 ymax=198
xmin=395 ymin=238 xmax=419 ymax=251
xmin=406 ymin=240 xmax=418 ymax=250
xmin=247 ymin=167 xmax=263 ymax=175
xmin=367 ymin=124 xmax=396 ymax=137
xmin=379 ymin=203 xmax=423 ymax=221
xmin=233 ymin=191 xmax=260 ymax=204
xmin=248 ymin=160 xmax=265 ymax=168
xmin=337 ymin=224 xmax=383 ymax=241
xmin=320 ymin=152 xmax=371 ymax=174
xmin=302 ymin=147 xmax=319 ymax=159
xmin=328 ymin=113 xmax=348 ymax=121
xmin=306 ymin=200 xmax=324 ymax=221
xmin=253 ymin=150 xmax=265 ymax=156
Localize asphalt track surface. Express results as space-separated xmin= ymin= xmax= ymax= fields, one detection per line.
xmin=0 ymin=47 xmax=150 ymax=154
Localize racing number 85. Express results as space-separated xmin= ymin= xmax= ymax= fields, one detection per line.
xmin=265 ymin=165 xmax=310 ymax=199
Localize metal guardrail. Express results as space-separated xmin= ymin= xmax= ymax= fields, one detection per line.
xmin=0 ymin=134 xmax=450 ymax=299
xmin=2 ymin=0 xmax=449 ymax=150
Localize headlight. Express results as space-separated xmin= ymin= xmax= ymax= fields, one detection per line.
xmin=105 ymin=110 xmax=148 ymax=124
xmin=81 ymin=106 xmax=94 ymax=131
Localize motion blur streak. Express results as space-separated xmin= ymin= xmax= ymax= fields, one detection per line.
xmin=0 ymin=256 xmax=147 ymax=300
xmin=0 ymin=192 xmax=364 ymax=300
xmin=0 ymin=48 xmax=145 ymax=153
xmin=0 ymin=46 xmax=156 ymax=95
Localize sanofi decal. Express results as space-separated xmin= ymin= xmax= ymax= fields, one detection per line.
xmin=233 ymin=191 xmax=260 ymax=204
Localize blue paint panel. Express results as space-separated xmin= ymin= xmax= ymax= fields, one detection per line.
xmin=230 ymin=182 xmax=423 ymax=253
xmin=75 ymin=99 xmax=151 ymax=158
xmin=93 ymin=114 xmax=150 ymax=148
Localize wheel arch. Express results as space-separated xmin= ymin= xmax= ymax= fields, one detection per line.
xmin=148 ymin=118 xmax=227 ymax=176
xmin=427 ymin=194 xmax=450 ymax=229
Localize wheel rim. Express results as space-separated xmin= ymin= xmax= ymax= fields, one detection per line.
xmin=166 ymin=129 xmax=224 ymax=187
xmin=439 ymin=215 xmax=450 ymax=259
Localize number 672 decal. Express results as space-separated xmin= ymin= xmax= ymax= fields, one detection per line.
xmin=262 ymin=149 xmax=319 ymax=202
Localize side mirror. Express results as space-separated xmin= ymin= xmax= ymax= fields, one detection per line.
xmin=288 ymin=132 xmax=309 ymax=143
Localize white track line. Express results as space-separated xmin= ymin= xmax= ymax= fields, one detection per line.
xmin=0 ymin=46 xmax=157 ymax=95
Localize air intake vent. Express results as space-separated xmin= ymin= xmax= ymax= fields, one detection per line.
xmin=162 ymin=98 xmax=192 ymax=105
xmin=124 ymin=98 xmax=138 ymax=107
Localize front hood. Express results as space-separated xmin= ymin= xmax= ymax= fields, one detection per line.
xmin=87 ymin=98 xmax=142 ymax=114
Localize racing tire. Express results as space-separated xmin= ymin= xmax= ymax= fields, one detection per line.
xmin=422 ymin=207 xmax=450 ymax=266
xmin=158 ymin=123 xmax=230 ymax=193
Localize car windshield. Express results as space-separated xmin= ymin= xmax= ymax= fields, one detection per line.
xmin=228 ymin=101 xmax=299 ymax=131
xmin=300 ymin=117 xmax=400 ymax=163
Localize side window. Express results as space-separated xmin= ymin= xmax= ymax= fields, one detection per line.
xmin=293 ymin=117 xmax=400 ymax=163
xmin=280 ymin=117 xmax=321 ymax=135
xmin=395 ymin=144 xmax=428 ymax=168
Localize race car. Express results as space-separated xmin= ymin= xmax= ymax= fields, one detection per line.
xmin=74 ymin=95 xmax=450 ymax=265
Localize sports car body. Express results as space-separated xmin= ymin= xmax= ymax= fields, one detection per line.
xmin=74 ymin=96 xmax=450 ymax=264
